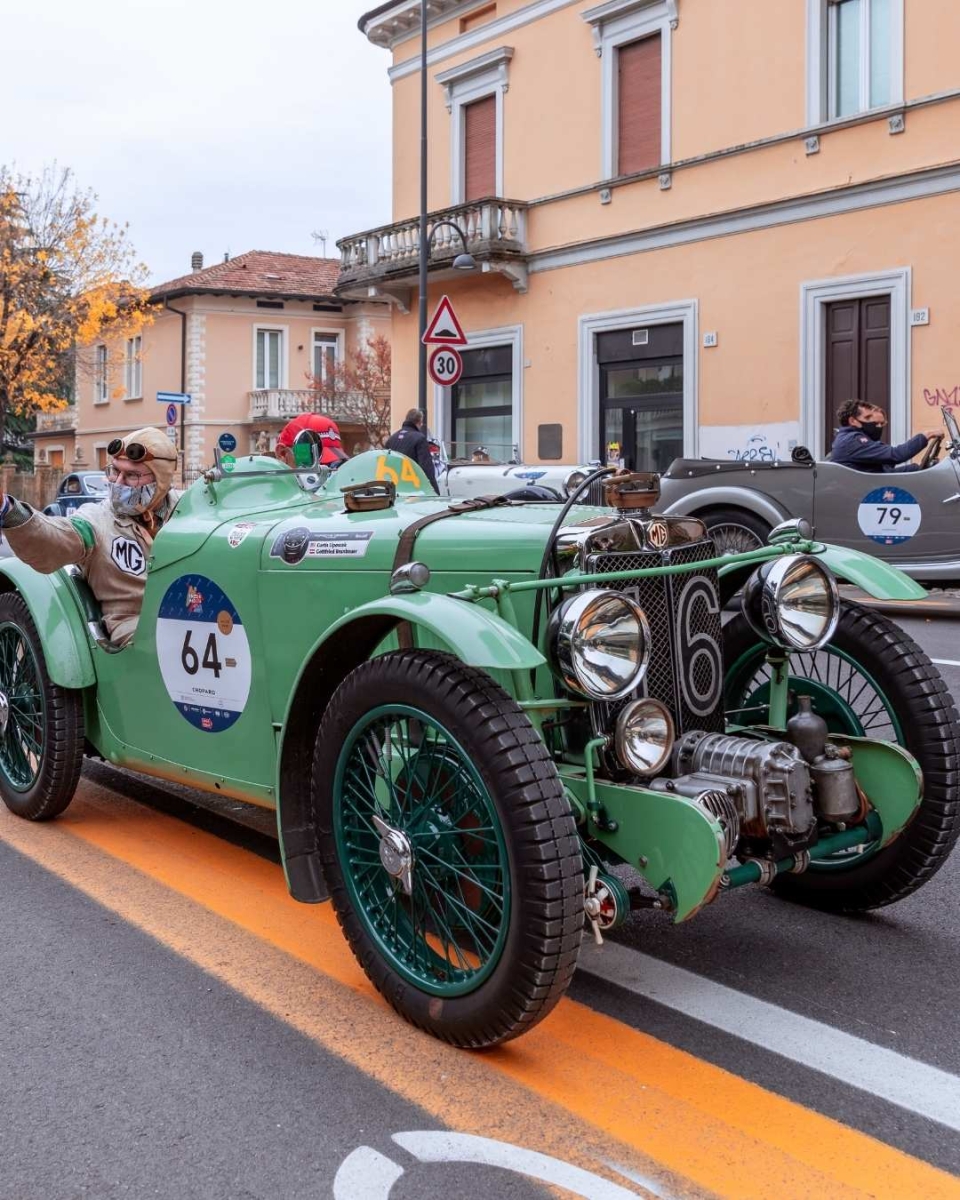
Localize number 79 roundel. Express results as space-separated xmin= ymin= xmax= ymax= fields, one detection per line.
xmin=156 ymin=574 xmax=252 ymax=732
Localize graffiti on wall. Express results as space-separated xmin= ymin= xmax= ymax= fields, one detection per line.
xmin=699 ymin=421 xmax=800 ymax=463
xmin=923 ymin=386 xmax=960 ymax=408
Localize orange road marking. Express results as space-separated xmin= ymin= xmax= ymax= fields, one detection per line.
xmin=4 ymin=782 xmax=959 ymax=1200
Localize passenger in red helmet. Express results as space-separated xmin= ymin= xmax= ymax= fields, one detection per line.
xmin=275 ymin=414 xmax=348 ymax=469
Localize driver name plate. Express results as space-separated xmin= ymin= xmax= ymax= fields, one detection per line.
xmin=156 ymin=574 xmax=252 ymax=733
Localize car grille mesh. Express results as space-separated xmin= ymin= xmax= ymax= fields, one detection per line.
xmin=585 ymin=540 xmax=725 ymax=741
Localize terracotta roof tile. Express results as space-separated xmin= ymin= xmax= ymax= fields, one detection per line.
xmin=151 ymin=250 xmax=341 ymax=301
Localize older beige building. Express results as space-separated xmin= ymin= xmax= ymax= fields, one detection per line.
xmin=36 ymin=251 xmax=389 ymax=480
xmin=338 ymin=0 xmax=960 ymax=471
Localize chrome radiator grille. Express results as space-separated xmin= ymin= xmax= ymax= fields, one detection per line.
xmin=585 ymin=540 xmax=725 ymax=739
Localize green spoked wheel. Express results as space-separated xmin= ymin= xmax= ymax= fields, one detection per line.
xmin=314 ymin=650 xmax=583 ymax=1047
xmin=0 ymin=594 xmax=84 ymax=820
xmin=724 ymin=602 xmax=960 ymax=910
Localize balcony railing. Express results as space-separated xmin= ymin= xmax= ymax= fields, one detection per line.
xmin=337 ymin=198 xmax=528 ymax=291
xmin=248 ymin=389 xmax=369 ymax=423
xmin=35 ymin=410 xmax=77 ymax=432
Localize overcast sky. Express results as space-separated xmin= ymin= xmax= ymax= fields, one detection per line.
xmin=2 ymin=0 xmax=392 ymax=286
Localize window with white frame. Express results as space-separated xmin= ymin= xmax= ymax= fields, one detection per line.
xmin=437 ymin=47 xmax=512 ymax=205
xmin=255 ymin=328 xmax=284 ymax=390
xmin=807 ymin=0 xmax=903 ymax=123
xmin=94 ymin=344 xmax=108 ymax=404
xmin=124 ymin=335 xmax=142 ymax=399
xmin=583 ymin=0 xmax=677 ymax=180
xmin=312 ymin=332 xmax=340 ymax=385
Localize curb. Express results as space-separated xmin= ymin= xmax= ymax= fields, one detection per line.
xmin=840 ymin=587 xmax=960 ymax=619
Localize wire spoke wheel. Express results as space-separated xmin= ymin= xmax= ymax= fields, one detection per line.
xmin=0 ymin=595 xmax=84 ymax=821
xmin=336 ymin=707 xmax=509 ymax=995
xmin=724 ymin=603 xmax=960 ymax=909
xmin=314 ymin=650 xmax=583 ymax=1047
xmin=0 ymin=623 xmax=45 ymax=791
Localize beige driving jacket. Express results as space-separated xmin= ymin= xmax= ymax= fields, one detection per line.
xmin=1 ymin=493 xmax=180 ymax=647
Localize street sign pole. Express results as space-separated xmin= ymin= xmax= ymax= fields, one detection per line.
xmin=417 ymin=2 xmax=429 ymax=420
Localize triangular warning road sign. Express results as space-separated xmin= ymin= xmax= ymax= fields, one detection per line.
xmin=422 ymin=295 xmax=468 ymax=346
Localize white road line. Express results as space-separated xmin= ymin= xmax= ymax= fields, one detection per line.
xmin=932 ymin=658 xmax=960 ymax=668
xmin=577 ymin=941 xmax=960 ymax=1133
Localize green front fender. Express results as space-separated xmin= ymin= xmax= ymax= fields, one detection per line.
xmin=718 ymin=540 xmax=926 ymax=601
xmin=812 ymin=543 xmax=926 ymax=601
xmin=316 ymin=592 xmax=545 ymax=671
xmin=0 ymin=560 xmax=95 ymax=688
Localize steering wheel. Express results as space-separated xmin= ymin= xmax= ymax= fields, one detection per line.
xmin=919 ymin=434 xmax=943 ymax=470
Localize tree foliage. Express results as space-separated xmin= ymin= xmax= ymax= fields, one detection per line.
xmin=0 ymin=164 xmax=154 ymax=451
xmin=308 ymin=333 xmax=392 ymax=449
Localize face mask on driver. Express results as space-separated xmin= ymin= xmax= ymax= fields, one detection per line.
xmin=110 ymin=481 xmax=158 ymax=516
xmin=858 ymin=421 xmax=884 ymax=441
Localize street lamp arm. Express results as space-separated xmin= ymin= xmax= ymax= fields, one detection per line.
xmin=426 ymin=219 xmax=471 ymax=253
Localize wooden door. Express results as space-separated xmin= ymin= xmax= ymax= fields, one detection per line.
xmin=824 ymin=296 xmax=890 ymax=454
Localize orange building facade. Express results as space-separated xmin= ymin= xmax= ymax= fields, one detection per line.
xmin=338 ymin=0 xmax=960 ymax=470
xmin=35 ymin=251 xmax=389 ymax=481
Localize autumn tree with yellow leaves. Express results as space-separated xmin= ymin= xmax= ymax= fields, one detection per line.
xmin=0 ymin=165 xmax=154 ymax=454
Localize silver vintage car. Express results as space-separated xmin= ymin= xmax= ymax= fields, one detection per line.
xmin=658 ymin=407 xmax=960 ymax=584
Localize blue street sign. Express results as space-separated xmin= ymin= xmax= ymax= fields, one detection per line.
xmin=165 ymin=404 xmax=178 ymax=427
xmin=157 ymin=391 xmax=191 ymax=404
xmin=218 ymin=432 xmax=237 ymax=453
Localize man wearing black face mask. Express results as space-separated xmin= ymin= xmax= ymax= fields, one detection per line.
xmin=830 ymin=400 xmax=939 ymax=473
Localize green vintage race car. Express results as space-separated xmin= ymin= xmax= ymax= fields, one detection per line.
xmin=0 ymin=449 xmax=957 ymax=1048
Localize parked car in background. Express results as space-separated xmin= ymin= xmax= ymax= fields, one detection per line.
xmin=43 ymin=470 xmax=109 ymax=516
xmin=430 ymin=440 xmax=598 ymax=501
xmin=658 ymin=407 xmax=960 ymax=585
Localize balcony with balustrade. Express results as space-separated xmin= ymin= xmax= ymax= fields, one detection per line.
xmin=248 ymin=389 xmax=370 ymax=424
xmin=34 ymin=410 xmax=77 ymax=433
xmin=336 ymin=198 xmax=529 ymax=309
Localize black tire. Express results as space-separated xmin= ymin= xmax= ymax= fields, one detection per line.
xmin=0 ymin=593 xmax=84 ymax=820
xmin=313 ymin=650 xmax=584 ymax=1048
xmin=724 ymin=602 xmax=960 ymax=911
xmin=702 ymin=507 xmax=771 ymax=555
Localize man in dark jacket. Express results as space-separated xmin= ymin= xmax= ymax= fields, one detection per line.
xmin=385 ymin=408 xmax=440 ymax=493
xmin=830 ymin=400 xmax=939 ymax=473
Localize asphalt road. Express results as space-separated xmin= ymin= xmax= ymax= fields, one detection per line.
xmin=0 ymin=615 xmax=958 ymax=1198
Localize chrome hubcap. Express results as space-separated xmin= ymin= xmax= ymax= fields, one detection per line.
xmin=372 ymin=813 xmax=414 ymax=895
xmin=0 ymin=691 xmax=9 ymax=738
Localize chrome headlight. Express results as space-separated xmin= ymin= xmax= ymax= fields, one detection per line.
xmin=549 ymin=589 xmax=650 ymax=700
xmin=563 ymin=469 xmax=588 ymax=498
xmin=616 ymin=699 xmax=675 ymax=776
xmin=742 ymin=555 xmax=840 ymax=651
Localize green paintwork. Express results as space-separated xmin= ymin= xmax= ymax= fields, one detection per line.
xmin=801 ymin=544 xmax=926 ymax=601
xmin=0 ymin=445 xmax=928 ymax=925
xmin=827 ymin=734 xmax=921 ymax=846
xmin=559 ymin=767 xmax=725 ymax=922
xmin=721 ymin=811 xmax=883 ymax=888
xmin=0 ymin=560 xmax=95 ymax=689
xmin=316 ymin=593 xmax=544 ymax=672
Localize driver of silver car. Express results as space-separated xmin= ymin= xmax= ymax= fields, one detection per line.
xmin=830 ymin=400 xmax=940 ymax=473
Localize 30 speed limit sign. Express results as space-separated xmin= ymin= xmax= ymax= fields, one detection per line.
xmin=428 ymin=346 xmax=463 ymax=387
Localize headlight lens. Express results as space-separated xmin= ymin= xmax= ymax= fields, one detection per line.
xmin=549 ymin=589 xmax=650 ymax=699
xmin=615 ymin=699 xmax=675 ymax=776
xmin=563 ymin=469 xmax=588 ymax=498
xmin=742 ymin=554 xmax=840 ymax=651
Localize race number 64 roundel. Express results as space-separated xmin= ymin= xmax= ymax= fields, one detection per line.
xmin=156 ymin=575 xmax=252 ymax=733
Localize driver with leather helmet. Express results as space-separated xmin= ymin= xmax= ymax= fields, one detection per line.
xmin=0 ymin=428 xmax=180 ymax=647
